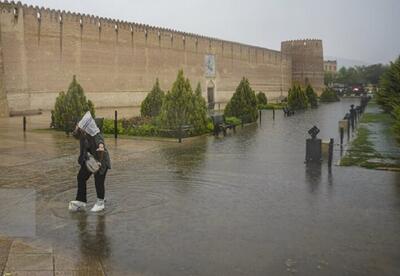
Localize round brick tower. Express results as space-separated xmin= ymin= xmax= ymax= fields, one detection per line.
xmin=281 ymin=39 xmax=324 ymax=94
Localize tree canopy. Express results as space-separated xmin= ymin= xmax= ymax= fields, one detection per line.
xmin=224 ymin=77 xmax=258 ymax=123
xmin=305 ymin=85 xmax=318 ymax=108
xmin=287 ymin=84 xmax=308 ymax=110
xmin=376 ymin=56 xmax=400 ymax=113
xmin=51 ymin=75 xmax=95 ymax=132
xmin=256 ymin=92 xmax=268 ymax=105
xmin=141 ymin=78 xmax=165 ymax=117
xmin=159 ymin=70 xmax=208 ymax=134
xmin=325 ymin=64 xmax=389 ymax=86
xmin=320 ymin=87 xmax=340 ymax=102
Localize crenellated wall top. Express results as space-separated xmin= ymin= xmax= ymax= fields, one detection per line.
xmin=0 ymin=0 xmax=286 ymax=56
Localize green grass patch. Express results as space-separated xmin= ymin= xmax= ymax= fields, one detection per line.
xmin=258 ymin=103 xmax=285 ymax=110
xmin=340 ymin=104 xmax=400 ymax=169
xmin=225 ymin=116 xmax=242 ymax=126
xmin=340 ymin=126 xmax=383 ymax=168
xmin=360 ymin=112 xmax=393 ymax=124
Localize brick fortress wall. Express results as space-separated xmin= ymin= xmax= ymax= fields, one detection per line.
xmin=0 ymin=1 xmax=322 ymax=115
xmin=281 ymin=39 xmax=324 ymax=95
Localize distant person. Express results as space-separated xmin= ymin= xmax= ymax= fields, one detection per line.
xmin=68 ymin=111 xmax=111 ymax=212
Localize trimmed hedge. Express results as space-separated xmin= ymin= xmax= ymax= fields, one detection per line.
xmin=258 ymin=103 xmax=285 ymax=110
xmin=225 ymin=116 xmax=242 ymax=126
xmin=320 ymin=87 xmax=340 ymax=102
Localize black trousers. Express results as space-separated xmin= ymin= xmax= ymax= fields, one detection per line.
xmin=76 ymin=165 xmax=107 ymax=203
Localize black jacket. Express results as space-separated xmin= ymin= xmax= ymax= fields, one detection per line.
xmin=78 ymin=132 xmax=111 ymax=175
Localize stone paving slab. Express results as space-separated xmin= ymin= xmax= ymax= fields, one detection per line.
xmin=54 ymin=254 xmax=104 ymax=273
xmin=1 ymin=239 xmax=106 ymax=276
xmin=4 ymin=253 xmax=53 ymax=271
xmin=55 ymin=270 xmax=105 ymax=276
xmin=9 ymin=240 xmax=52 ymax=255
xmin=3 ymin=271 xmax=54 ymax=276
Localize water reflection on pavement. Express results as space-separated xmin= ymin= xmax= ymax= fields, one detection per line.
xmin=0 ymin=99 xmax=400 ymax=275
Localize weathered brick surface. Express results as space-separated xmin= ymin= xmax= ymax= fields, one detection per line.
xmin=281 ymin=39 xmax=325 ymax=95
xmin=0 ymin=2 xmax=323 ymax=116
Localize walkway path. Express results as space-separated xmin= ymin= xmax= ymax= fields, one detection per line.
xmin=1 ymin=100 xmax=400 ymax=275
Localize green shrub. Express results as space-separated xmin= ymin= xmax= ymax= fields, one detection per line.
xmin=225 ymin=116 xmax=242 ymax=126
xmin=376 ymin=56 xmax=400 ymax=113
xmin=305 ymin=84 xmax=318 ymax=108
xmin=258 ymin=103 xmax=285 ymax=110
xmin=206 ymin=119 xmax=214 ymax=132
xmin=127 ymin=124 xmax=159 ymax=136
xmin=287 ymin=84 xmax=308 ymax=110
xmin=140 ymin=79 xmax=165 ymax=117
xmin=320 ymin=87 xmax=340 ymax=102
xmin=256 ymin=92 xmax=268 ymax=106
xmin=103 ymin=119 xmax=161 ymax=137
xmin=224 ymin=77 xmax=258 ymax=123
xmin=190 ymin=83 xmax=209 ymax=134
xmin=103 ymin=119 xmax=124 ymax=135
xmin=51 ymin=75 xmax=95 ymax=132
xmin=160 ymin=70 xmax=208 ymax=133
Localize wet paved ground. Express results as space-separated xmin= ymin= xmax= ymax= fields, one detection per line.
xmin=1 ymin=98 xmax=400 ymax=275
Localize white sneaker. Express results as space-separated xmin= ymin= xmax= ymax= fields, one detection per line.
xmin=68 ymin=200 xmax=86 ymax=212
xmin=90 ymin=199 xmax=105 ymax=212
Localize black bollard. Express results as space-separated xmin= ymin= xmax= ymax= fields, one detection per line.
xmin=328 ymin=138 xmax=334 ymax=168
xmin=273 ymin=107 xmax=275 ymax=120
xmin=114 ymin=110 xmax=118 ymax=139
xmin=350 ymin=105 xmax=356 ymax=131
xmin=259 ymin=110 xmax=262 ymax=124
xmin=178 ymin=125 xmax=182 ymax=143
xmin=23 ymin=116 xmax=26 ymax=132
xmin=347 ymin=117 xmax=351 ymax=140
xmin=340 ymin=127 xmax=344 ymax=146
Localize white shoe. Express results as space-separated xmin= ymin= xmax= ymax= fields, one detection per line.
xmin=68 ymin=200 xmax=86 ymax=212
xmin=90 ymin=199 xmax=105 ymax=212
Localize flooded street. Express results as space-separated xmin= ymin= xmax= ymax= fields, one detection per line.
xmin=1 ymin=98 xmax=400 ymax=275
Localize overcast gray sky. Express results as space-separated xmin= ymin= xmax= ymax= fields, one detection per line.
xmin=20 ymin=0 xmax=400 ymax=65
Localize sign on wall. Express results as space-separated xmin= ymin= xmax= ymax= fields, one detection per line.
xmin=204 ymin=54 xmax=216 ymax=77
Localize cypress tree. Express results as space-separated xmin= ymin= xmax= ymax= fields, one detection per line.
xmin=51 ymin=75 xmax=95 ymax=132
xmin=141 ymin=78 xmax=165 ymax=117
xmin=256 ymin=92 xmax=268 ymax=105
xmin=160 ymin=70 xmax=195 ymax=130
xmin=224 ymin=77 xmax=258 ymax=123
xmin=305 ymin=84 xmax=318 ymax=108
xmin=190 ymin=82 xmax=208 ymax=133
xmin=287 ymin=84 xmax=308 ymax=110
